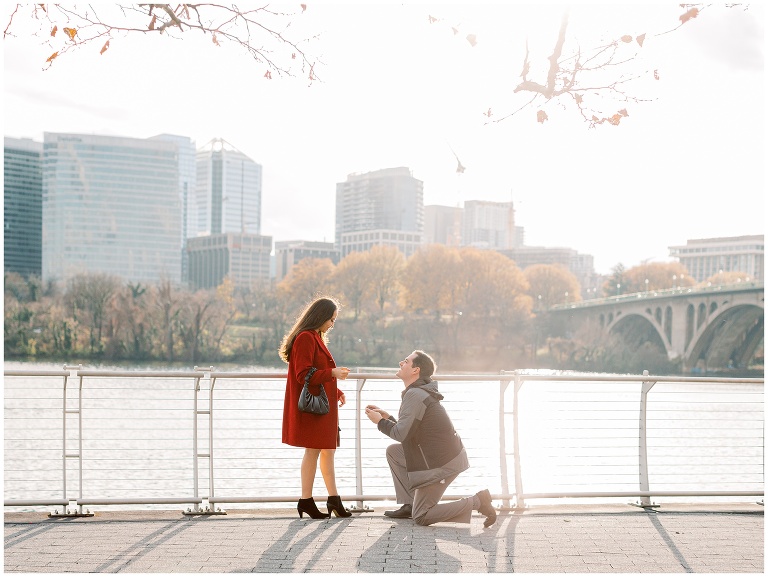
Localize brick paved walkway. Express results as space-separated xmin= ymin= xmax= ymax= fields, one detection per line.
xmin=4 ymin=503 xmax=763 ymax=573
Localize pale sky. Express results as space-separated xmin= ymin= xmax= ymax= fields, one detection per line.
xmin=3 ymin=3 xmax=765 ymax=275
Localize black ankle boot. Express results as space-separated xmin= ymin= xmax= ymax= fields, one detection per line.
xmin=326 ymin=495 xmax=352 ymax=518
xmin=297 ymin=497 xmax=330 ymax=519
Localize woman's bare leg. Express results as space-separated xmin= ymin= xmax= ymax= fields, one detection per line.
xmin=318 ymin=449 xmax=338 ymax=495
xmin=301 ymin=448 xmax=322 ymax=498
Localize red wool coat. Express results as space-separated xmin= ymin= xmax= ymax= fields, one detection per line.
xmin=282 ymin=330 xmax=344 ymax=449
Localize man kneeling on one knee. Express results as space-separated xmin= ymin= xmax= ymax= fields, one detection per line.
xmin=364 ymin=350 xmax=496 ymax=527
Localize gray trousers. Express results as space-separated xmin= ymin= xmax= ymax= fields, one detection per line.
xmin=386 ymin=443 xmax=474 ymax=526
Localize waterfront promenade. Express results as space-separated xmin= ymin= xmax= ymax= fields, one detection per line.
xmin=4 ymin=502 xmax=763 ymax=573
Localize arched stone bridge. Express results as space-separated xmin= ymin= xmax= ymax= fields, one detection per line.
xmin=549 ymin=282 xmax=764 ymax=372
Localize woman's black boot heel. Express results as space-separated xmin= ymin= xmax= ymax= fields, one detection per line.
xmin=327 ymin=495 xmax=352 ymax=518
xmin=297 ymin=497 xmax=330 ymax=519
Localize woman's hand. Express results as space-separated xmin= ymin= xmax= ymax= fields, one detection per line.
xmin=332 ymin=366 xmax=350 ymax=380
xmin=338 ymin=391 xmax=347 ymax=407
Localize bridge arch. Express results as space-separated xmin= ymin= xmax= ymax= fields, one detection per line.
xmin=606 ymin=312 xmax=669 ymax=358
xmin=685 ymin=303 xmax=764 ymax=372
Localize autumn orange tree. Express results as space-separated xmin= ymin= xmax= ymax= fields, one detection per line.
xmin=4 ymin=3 xmax=318 ymax=79
xmin=277 ymin=257 xmax=336 ymax=311
xmin=622 ymin=262 xmax=694 ymax=293
xmin=523 ymin=264 xmax=581 ymax=309
xmin=704 ymin=271 xmax=755 ymax=287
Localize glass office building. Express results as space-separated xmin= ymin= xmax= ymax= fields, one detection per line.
xmin=4 ymin=137 xmax=43 ymax=276
xmin=42 ymin=133 xmax=183 ymax=284
xmin=196 ymin=138 xmax=262 ymax=237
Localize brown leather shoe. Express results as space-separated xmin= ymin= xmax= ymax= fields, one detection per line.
xmin=475 ymin=489 xmax=497 ymax=527
xmin=384 ymin=504 xmax=412 ymax=519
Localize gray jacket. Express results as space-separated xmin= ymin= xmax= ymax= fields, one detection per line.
xmin=378 ymin=378 xmax=470 ymax=489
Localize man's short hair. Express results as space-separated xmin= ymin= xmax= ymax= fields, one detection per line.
xmin=412 ymin=350 xmax=436 ymax=380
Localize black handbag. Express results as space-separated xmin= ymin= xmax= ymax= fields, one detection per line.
xmin=298 ymin=367 xmax=330 ymax=415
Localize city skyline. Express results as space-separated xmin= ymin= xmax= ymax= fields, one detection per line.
xmin=3 ymin=4 xmax=764 ymax=275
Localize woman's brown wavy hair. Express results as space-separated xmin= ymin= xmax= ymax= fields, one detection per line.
xmin=278 ymin=296 xmax=340 ymax=364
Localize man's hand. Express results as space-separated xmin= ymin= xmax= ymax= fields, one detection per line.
xmin=364 ymin=404 xmax=389 ymax=425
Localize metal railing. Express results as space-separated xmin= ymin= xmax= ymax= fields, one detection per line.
xmin=4 ymin=365 xmax=764 ymax=515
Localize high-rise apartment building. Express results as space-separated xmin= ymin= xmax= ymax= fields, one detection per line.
xmin=42 ymin=133 xmax=183 ymax=284
xmin=669 ymin=235 xmax=764 ymax=282
xmin=275 ymin=240 xmax=340 ymax=282
xmin=462 ymin=200 xmax=516 ymax=250
xmin=4 ymin=137 xmax=43 ymax=276
xmin=424 ymin=204 xmax=462 ymax=246
xmin=335 ymin=167 xmax=424 ymax=257
xmin=196 ymin=138 xmax=262 ymax=237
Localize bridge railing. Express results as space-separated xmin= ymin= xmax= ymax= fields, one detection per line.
xmin=551 ymin=281 xmax=764 ymax=310
xmin=4 ymin=366 xmax=763 ymax=515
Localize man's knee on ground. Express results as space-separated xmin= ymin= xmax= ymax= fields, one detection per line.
xmin=413 ymin=512 xmax=431 ymax=526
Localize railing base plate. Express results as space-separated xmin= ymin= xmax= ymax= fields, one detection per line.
xmin=184 ymin=507 xmax=227 ymax=516
xmin=49 ymin=509 xmax=94 ymax=518
xmin=348 ymin=505 xmax=374 ymax=513
xmin=630 ymin=501 xmax=660 ymax=509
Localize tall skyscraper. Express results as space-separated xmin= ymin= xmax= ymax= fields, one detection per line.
xmin=462 ymin=200 xmax=516 ymax=250
xmin=4 ymin=137 xmax=43 ymax=276
xmin=196 ymin=138 xmax=262 ymax=237
xmin=335 ymin=167 xmax=424 ymax=257
xmin=42 ymin=133 xmax=183 ymax=284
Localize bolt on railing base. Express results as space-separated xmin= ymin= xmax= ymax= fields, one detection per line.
xmin=49 ymin=508 xmax=94 ymax=518
xmin=347 ymin=504 xmax=374 ymax=513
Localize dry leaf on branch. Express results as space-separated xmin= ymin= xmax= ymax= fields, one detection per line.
xmin=264 ymin=70 xmax=272 ymax=79
xmin=149 ymin=14 xmax=156 ymax=30
xmin=679 ymin=7 xmax=699 ymax=24
xmin=212 ymin=33 xmax=220 ymax=46
xmin=50 ymin=25 xmax=57 ymax=37
xmin=537 ymin=110 xmax=548 ymax=123
xmin=654 ymin=69 xmax=660 ymax=80
xmin=63 ymin=27 xmax=77 ymax=41
xmin=46 ymin=51 xmax=58 ymax=63
xmin=466 ymin=34 xmax=477 ymax=47
xmin=100 ymin=40 xmax=109 ymax=55
xmin=621 ymin=35 xmax=633 ymax=43
xmin=636 ymin=33 xmax=646 ymax=47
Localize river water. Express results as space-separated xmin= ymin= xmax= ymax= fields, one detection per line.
xmin=4 ymin=361 xmax=764 ymax=511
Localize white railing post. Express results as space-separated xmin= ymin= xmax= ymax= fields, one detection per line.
xmin=354 ymin=377 xmax=367 ymax=511
xmin=512 ymin=371 xmax=525 ymax=509
xmin=638 ymin=370 xmax=656 ymax=507
xmin=498 ymin=374 xmax=512 ymax=509
xmin=76 ymin=371 xmax=84 ymax=514
xmin=190 ymin=369 xmax=204 ymax=513
xmin=208 ymin=373 xmax=218 ymax=512
xmin=60 ymin=367 xmax=69 ymax=504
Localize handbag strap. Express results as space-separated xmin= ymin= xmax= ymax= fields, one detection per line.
xmin=304 ymin=367 xmax=317 ymax=385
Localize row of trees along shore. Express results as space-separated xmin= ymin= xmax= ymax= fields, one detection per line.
xmin=4 ymin=245 xmax=750 ymax=373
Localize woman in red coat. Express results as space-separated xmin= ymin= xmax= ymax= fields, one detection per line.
xmin=280 ymin=296 xmax=351 ymax=519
